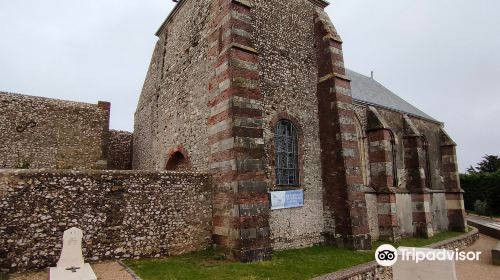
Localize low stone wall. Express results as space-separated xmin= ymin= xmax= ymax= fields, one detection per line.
xmin=430 ymin=227 xmax=480 ymax=251
xmin=314 ymin=227 xmax=480 ymax=280
xmin=0 ymin=169 xmax=212 ymax=272
xmin=467 ymin=219 xmax=500 ymax=240
xmin=108 ymin=130 xmax=133 ymax=170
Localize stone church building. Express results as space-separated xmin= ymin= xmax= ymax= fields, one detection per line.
xmin=0 ymin=0 xmax=466 ymax=268
xmin=133 ymin=0 xmax=466 ymax=261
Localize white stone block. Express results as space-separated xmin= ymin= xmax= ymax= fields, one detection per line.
xmin=393 ymin=247 xmax=457 ymax=280
xmin=49 ymin=227 xmax=97 ymax=280
xmin=49 ymin=263 xmax=97 ymax=280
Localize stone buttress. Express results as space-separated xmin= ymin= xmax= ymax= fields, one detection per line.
xmin=403 ymin=115 xmax=434 ymax=238
xmin=440 ymin=128 xmax=467 ymax=232
xmin=208 ymin=0 xmax=272 ymax=261
xmin=314 ymin=11 xmax=372 ymax=250
xmin=366 ymin=106 xmax=400 ymax=242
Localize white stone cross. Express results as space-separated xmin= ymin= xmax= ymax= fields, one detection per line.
xmin=49 ymin=227 xmax=97 ymax=280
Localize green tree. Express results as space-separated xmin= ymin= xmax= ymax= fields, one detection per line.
xmin=466 ymin=165 xmax=477 ymax=174
xmin=468 ymin=155 xmax=500 ymax=173
xmin=461 ymin=155 xmax=500 ymax=216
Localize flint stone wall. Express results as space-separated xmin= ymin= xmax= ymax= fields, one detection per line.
xmin=133 ymin=0 xmax=211 ymax=171
xmin=254 ymin=0 xmax=325 ymax=251
xmin=134 ymin=0 xmax=327 ymax=251
xmin=108 ymin=130 xmax=133 ymax=170
xmin=0 ymin=92 xmax=110 ymax=170
xmin=0 ymin=169 xmax=212 ymax=272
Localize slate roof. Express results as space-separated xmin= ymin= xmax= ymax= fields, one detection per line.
xmin=346 ymin=69 xmax=439 ymax=123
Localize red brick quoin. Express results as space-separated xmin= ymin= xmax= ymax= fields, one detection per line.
xmin=207 ymin=0 xmax=272 ymax=262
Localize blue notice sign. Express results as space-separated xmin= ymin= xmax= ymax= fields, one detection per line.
xmin=270 ymin=190 xmax=304 ymax=210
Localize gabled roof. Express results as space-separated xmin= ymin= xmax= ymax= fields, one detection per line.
xmin=346 ymin=69 xmax=440 ymax=123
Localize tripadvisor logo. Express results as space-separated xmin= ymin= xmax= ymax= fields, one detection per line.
xmin=375 ymin=244 xmax=398 ymax=267
xmin=375 ymin=244 xmax=482 ymax=267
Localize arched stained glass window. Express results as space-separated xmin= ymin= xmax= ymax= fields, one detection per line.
xmin=275 ymin=120 xmax=299 ymax=186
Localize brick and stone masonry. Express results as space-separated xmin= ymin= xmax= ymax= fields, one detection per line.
xmin=208 ymin=0 xmax=272 ymax=262
xmin=403 ymin=115 xmax=434 ymax=238
xmin=440 ymin=128 xmax=467 ymax=232
xmin=314 ymin=10 xmax=372 ymax=250
xmin=252 ymin=0 xmax=326 ymax=251
xmin=0 ymin=0 xmax=471 ymax=271
xmin=133 ymin=0 xmax=212 ymax=171
xmin=366 ymin=106 xmax=400 ymax=242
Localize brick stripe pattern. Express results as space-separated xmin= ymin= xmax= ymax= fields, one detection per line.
xmin=377 ymin=194 xmax=400 ymax=241
xmin=440 ymin=129 xmax=466 ymax=232
xmin=366 ymin=106 xmax=400 ymax=241
xmin=403 ymin=115 xmax=433 ymax=238
xmin=366 ymin=129 xmax=394 ymax=191
xmin=411 ymin=193 xmax=434 ymax=238
xmin=208 ymin=0 xmax=272 ymax=262
xmin=314 ymin=11 xmax=372 ymax=250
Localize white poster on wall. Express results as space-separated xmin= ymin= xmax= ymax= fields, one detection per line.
xmin=270 ymin=189 xmax=304 ymax=210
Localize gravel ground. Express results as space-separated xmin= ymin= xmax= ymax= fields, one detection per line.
xmin=8 ymin=261 xmax=134 ymax=280
xmin=456 ymin=234 xmax=500 ymax=280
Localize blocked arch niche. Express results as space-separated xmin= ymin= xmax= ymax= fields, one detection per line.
xmin=165 ymin=146 xmax=192 ymax=171
xmin=354 ymin=112 xmax=370 ymax=187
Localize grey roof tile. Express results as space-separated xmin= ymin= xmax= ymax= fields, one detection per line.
xmin=346 ymin=69 xmax=439 ymax=123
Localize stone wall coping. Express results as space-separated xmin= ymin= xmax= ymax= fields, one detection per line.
xmin=0 ymin=91 xmax=106 ymax=110
xmin=0 ymin=169 xmax=210 ymax=176
xmin=467 ymin=219 xmax=500 ymax=240
xmin=313 ymin=227 xmax=479 ymax=280
xmin=426 ymin=227 xmax=479 ymax=249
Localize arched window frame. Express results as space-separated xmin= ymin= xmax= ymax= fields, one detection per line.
xmin=274 ymin=120 xmax=299 ymax=186
xmin=270 ymin=112 xmax=305 ymax=191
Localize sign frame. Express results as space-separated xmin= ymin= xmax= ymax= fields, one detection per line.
xmin=270 ymin=189 xmax=304 ymax=210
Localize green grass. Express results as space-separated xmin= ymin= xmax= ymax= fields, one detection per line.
xmin=125 ymin=231 xmax=465 ymax=280
xmin=372 ymin=230 xmax=466 ymax=249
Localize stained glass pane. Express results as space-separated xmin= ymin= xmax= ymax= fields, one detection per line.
xmin=275 ymin=120 xmax=299 ymax=186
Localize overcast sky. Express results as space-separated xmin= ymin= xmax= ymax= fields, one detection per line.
xmin=1 ymin=0 xmax=499 ymax=171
